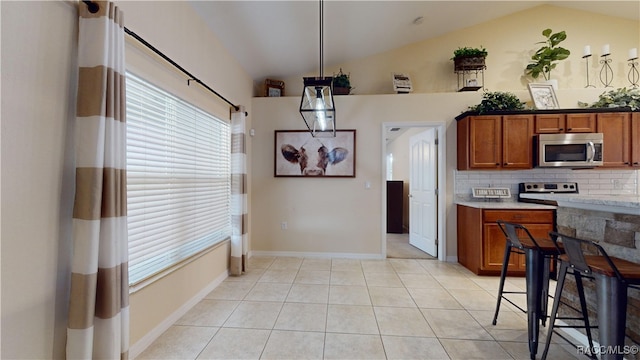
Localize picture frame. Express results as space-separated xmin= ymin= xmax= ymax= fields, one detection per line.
xmin=274 ymin=130 xmax=356 ymax=177
xmin=265 ymin=79 xmax=285 ymax=97
xmin=528 ymin=83 xmax=559 ymax=110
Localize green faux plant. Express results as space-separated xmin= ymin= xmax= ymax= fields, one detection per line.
xmin=452 ymin=46 xmax=488 ymax=60
xmin=579 ymin=87 xmax=640 ymax=111
xmin=469 ymin=91 xmax=526 ymax=114
xmin=525 ymin=28 xmax=570 ymax=80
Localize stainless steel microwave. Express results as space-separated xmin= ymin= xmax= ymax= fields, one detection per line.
xmin=537 ymin=133 xmax=603 ymax=167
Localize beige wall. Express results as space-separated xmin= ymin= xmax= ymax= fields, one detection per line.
xmin=282 ymin=4 xmax=639 ymax=96
xmin=1 ymin=2 xmax=78 ymax=358
xmin=115 ymin=1 xmax=254 ymax=351
xmin=1 ymin=1 xmax=253 ymax=358
xmin=250 ymin=89 xmax=609 ymax=261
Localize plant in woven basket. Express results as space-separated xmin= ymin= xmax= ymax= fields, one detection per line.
xmin=452 ymin=46 xmax=488 ymax=71
xmin=333 ymin=68 xmax=351 ymax=95
xmin=469 ymin=91 xmax=526 ymax=114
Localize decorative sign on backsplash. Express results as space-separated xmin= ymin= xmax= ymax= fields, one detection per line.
xmin=472 ymin=187 xmax=511 ymax=199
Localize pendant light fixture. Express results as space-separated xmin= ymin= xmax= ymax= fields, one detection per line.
xmin=299 ymin=0 xmax=336 ymax=137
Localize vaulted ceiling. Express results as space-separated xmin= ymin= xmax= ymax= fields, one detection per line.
xmin=189 ymin=1 xmax=639 ymax=82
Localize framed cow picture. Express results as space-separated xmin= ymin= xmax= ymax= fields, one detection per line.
xmin=274 ymin=130 xmax=356 ymax=177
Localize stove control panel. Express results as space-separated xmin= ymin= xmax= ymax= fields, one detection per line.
xmin=519 ymin=182 xmax=579 ymax=194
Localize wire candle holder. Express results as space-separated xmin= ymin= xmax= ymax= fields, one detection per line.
xmin=583 ymin=54 xmax=595 ymax=88
xmin=599 ymin=53 xmax=614 ymax=87
xmin=628 ymin=57 xmax=639 ymax=88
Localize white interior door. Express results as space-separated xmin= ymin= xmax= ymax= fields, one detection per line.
xmin=409 ymin=128 xmax=438 ymax=256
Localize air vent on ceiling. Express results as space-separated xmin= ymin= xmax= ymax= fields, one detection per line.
xmin=390 ymin=127 xmax=401 ymax=131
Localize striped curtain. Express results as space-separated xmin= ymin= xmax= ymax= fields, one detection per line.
xmin=67 ymin=1 xmax=129 ymax=359
xmin=230 ymin=106 xmax=249 ymax=276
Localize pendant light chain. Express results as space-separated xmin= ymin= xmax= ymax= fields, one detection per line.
xmin=319 ymin=0 xmax=324 ymax=78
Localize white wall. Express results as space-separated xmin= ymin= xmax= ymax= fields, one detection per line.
xmin=1 ymin=1 xmax=253 ymax=358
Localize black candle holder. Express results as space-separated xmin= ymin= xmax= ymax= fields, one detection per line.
xmin=583 ymin=54 xmax=595 ymax=88
xmin=599 ymin=54 xmax=613 ymax=87
xmin=628 ymin=57 xmax=639 ymax=88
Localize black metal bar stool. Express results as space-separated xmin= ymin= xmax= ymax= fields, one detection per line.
xmin=492 ymin=221 xmax=528 ymax=323
xmin=542 ymin=232 xmax=640 ymax=360
xmin=492 ymin=220 xmax=560 ymax=360
xmin=541 ymin=231 xmax=596 ymax=360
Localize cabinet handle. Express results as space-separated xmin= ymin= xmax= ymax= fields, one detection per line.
xmin=496 ymin=163 xmax=500 ymax=166
xmin=567 ymin=128 xmax=572 ymax=131
xmin=625 ymin=162 xmax=630 ymax=165
xmin=559 ymin=128 xmax=564 ymax=131
xmin=634 ymin=162 xmax=639 ymax=165
xmin=503 ymin=162 xmax=508 ymax=166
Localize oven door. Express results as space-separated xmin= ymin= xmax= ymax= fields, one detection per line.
xmin=537 ymin=133 xmax=603 ymax=167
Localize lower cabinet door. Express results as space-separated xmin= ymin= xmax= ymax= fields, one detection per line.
xmin=482 ymin=223 xmax=521 ymax=273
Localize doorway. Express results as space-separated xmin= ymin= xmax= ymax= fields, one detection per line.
xmin=381 ymin=122 xmax=446 ymax=261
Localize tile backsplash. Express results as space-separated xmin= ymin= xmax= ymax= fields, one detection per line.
xmin=455 ymin=168 xmax=639 ymax=201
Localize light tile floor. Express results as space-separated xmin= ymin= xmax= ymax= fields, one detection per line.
xmin=137 ymin=257 xmax=584 ymax=360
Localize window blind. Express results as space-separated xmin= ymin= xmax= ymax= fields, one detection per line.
xmin=126 ymin=72 xmax=231 ymax=285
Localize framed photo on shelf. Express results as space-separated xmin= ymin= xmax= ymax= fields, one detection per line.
xmin=274 ymin=129 xmax=356 ymax=177
xmin=528 ymin=83 xmax=559 ymax=110
xmin=265 ymin=79 xmax=285 ymax=97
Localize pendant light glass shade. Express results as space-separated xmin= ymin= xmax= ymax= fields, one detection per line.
xmin=300 ymin=76 xmax=336 ymax=137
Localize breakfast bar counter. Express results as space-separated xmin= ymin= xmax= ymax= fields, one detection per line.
xmin=518 ymin=193 xmax=640 ymax=215
xmin=517 ymin=192 xmax=640 ymax=357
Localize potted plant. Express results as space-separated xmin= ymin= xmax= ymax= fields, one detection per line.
xmin=452 ymin=46 xmax=488 ymax=71
xmin=468 ymin=91 xmax=526 ymax=114
xmin=333 ymin=68 xmax=351 ymax=95
xmin=579 ymin=87 xmax=640 ymax=111
xmin=525 ymin=28 xmax=570 ymax=82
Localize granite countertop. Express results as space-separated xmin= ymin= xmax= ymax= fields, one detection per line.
xmin=518 ymin=193 xmax=640 ymax=215
xmin=456 ymin=200 xmax=556 ymax=210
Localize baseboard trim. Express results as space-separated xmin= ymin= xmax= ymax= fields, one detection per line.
xmin=129 ymin=270 xmax=229 ymax=359
xmin=250 ymin=250 xmax=384 ymax=260
xmin=553 ymin=319 xmax=599 ymax=352
xmin=446 ymin=255 xmax=458 ymax=262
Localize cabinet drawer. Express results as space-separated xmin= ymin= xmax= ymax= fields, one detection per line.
xmin=483 ymin=210 xmax=554 ymax=224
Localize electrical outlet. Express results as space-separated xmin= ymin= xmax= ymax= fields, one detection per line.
xmin=281 ymin=221 xmax=288 ymax=230
xmin=612 ymin=179 xmax=623 ymax=190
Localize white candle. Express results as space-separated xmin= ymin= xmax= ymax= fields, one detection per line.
xmin=583 ymin=45 xmax=591 ymax=57
xmin=602 ymin=44 xmax=610 ymax=55
xmin=629 ymin=48 xmax=638 ymax=60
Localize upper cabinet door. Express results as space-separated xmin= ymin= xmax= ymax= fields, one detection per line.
xmin=502 ymin=115 xmax=534 ymax=169
xmin=632 ymin=113 xmax=640 ymax=167
xmin=597 ymin=112 xmax=631 ymax=167
xmin=535 ymin=114 xmax=565 ymax=133
xmin=565 ymin=113 xmax=596 ymax=133
xmin=469 ymin=115 xmax=502 ymax=169
xmin=534 ymin=113 xmax=595 ymax=133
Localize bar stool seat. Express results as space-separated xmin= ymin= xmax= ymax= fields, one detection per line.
xmin=542 ymin=232 xmax=640 ymax=360
xmin=586 ymin=256 xmax=640 ymax=279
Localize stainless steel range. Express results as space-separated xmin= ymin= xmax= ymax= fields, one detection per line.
xmin=518 ymin=182 xmax=579 ymax=205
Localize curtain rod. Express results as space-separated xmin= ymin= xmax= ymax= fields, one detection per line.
xmin=81 ymin=0 xmax=247 ymax=116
